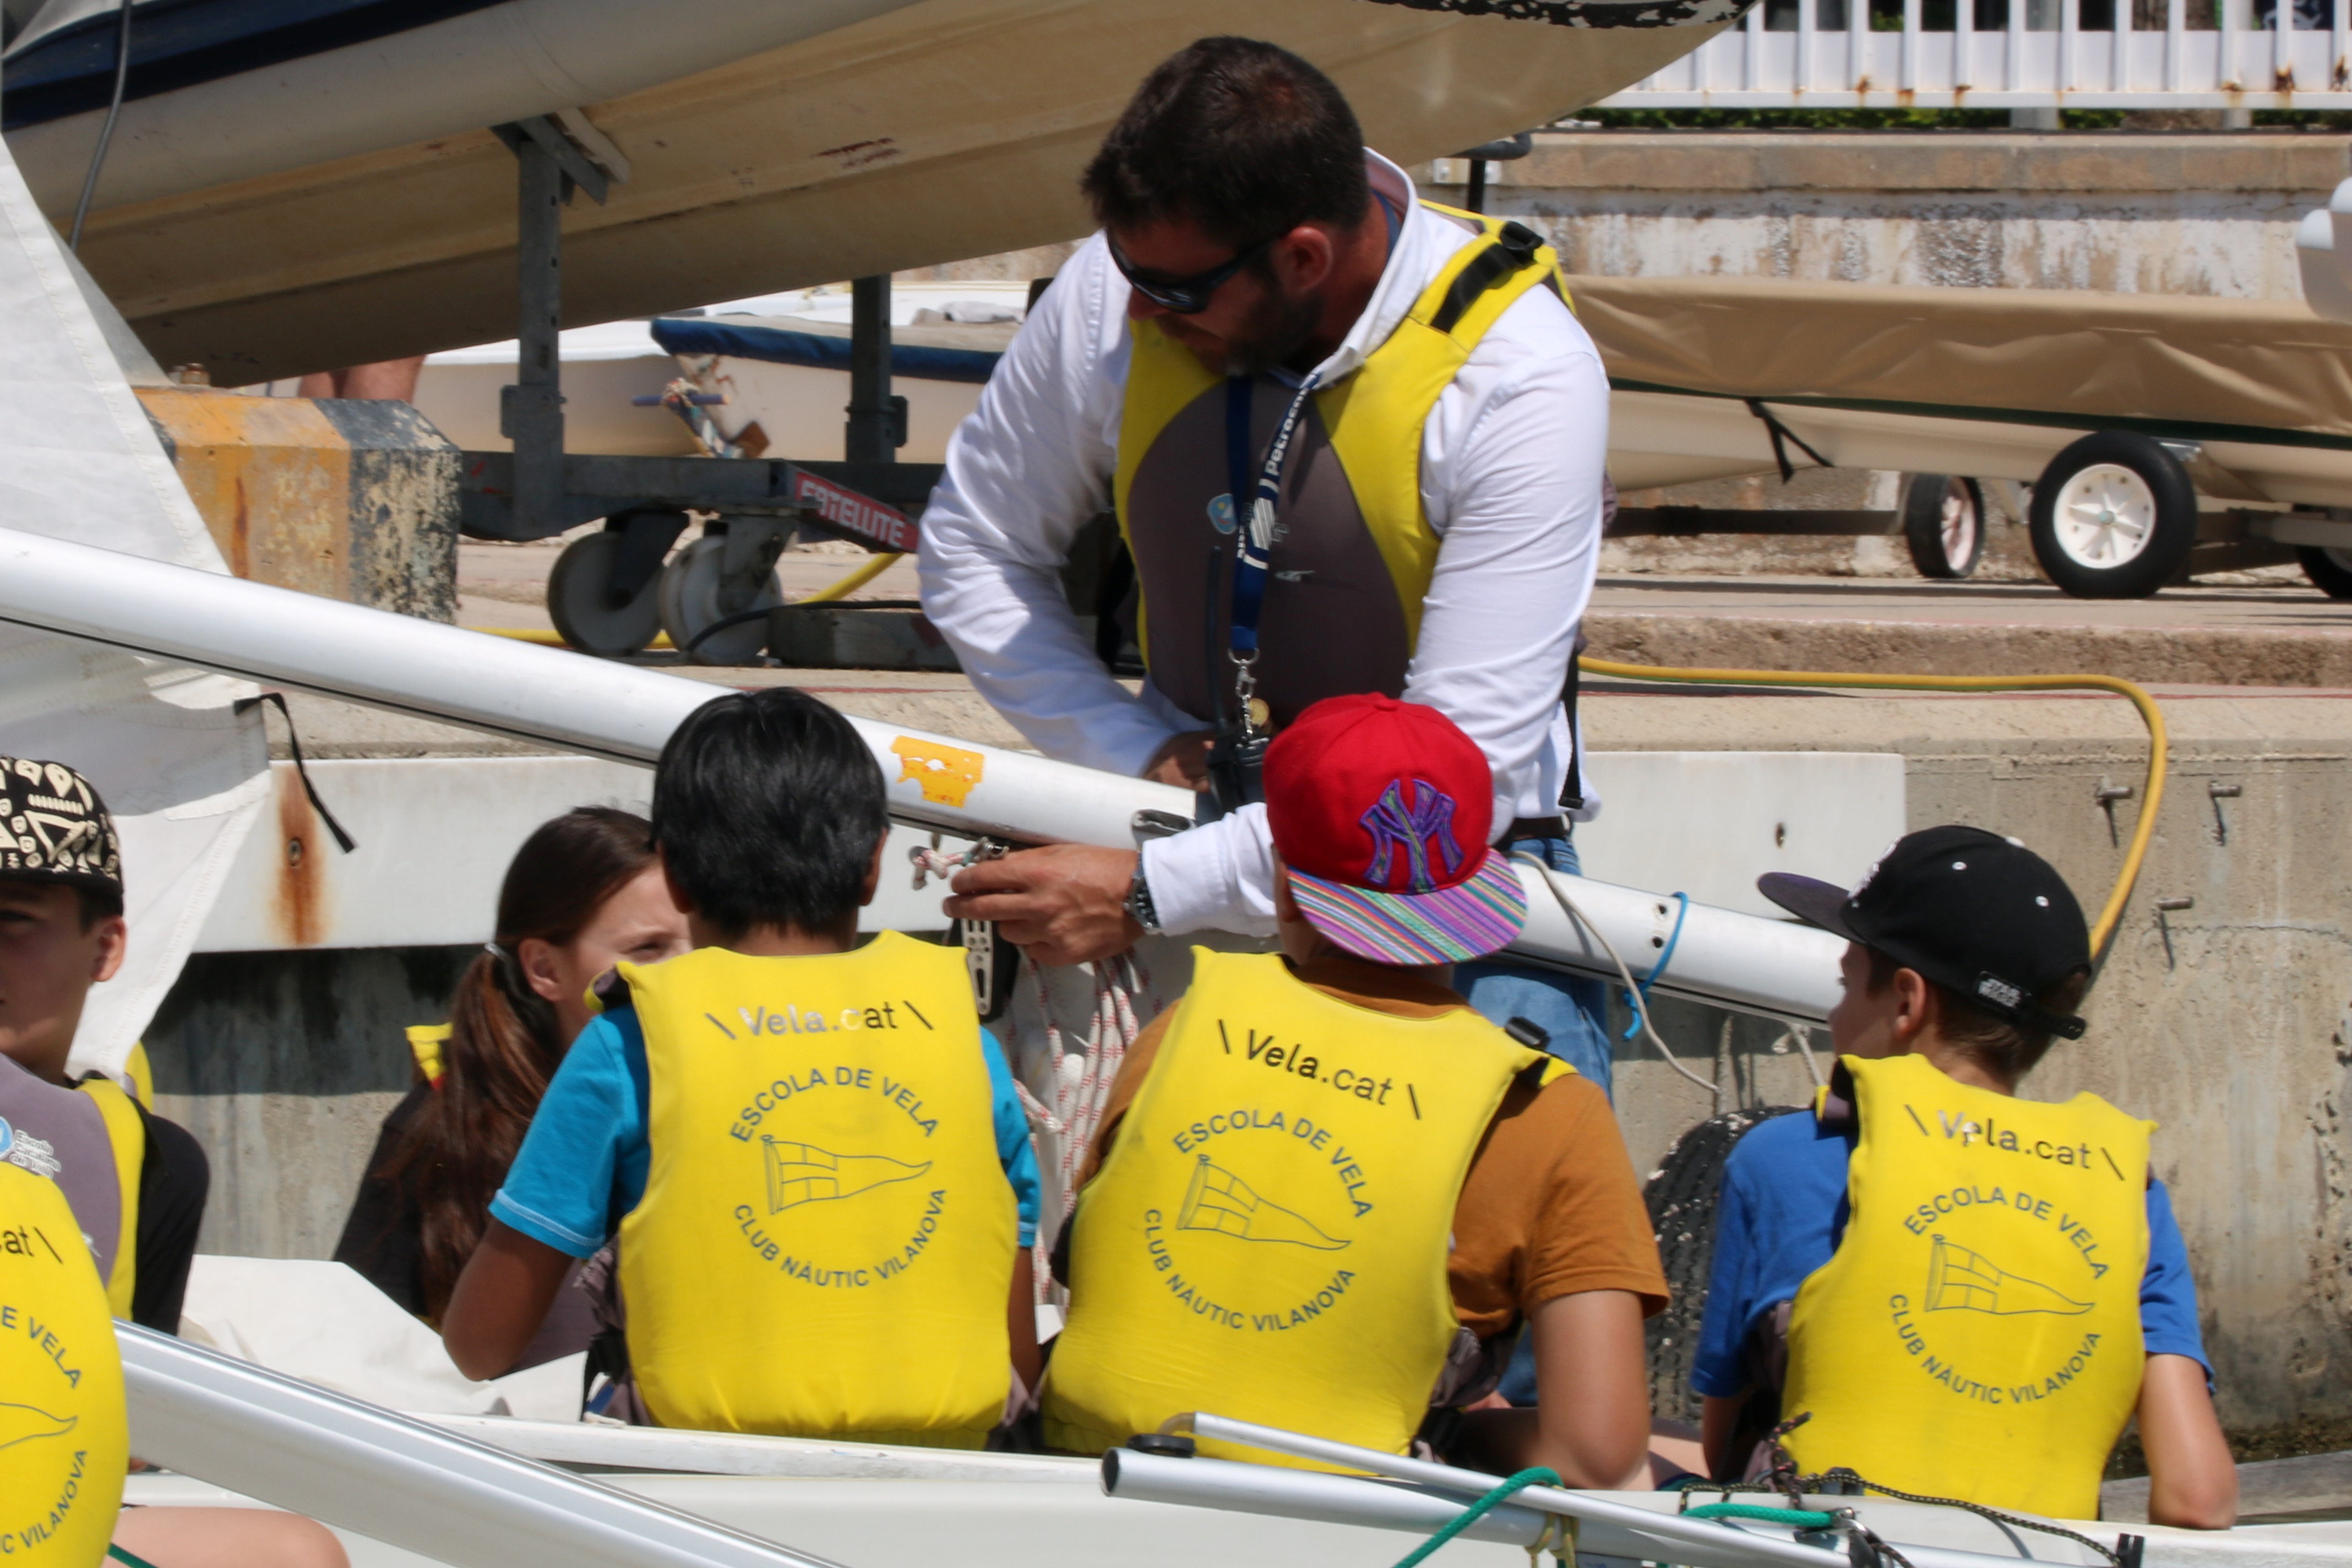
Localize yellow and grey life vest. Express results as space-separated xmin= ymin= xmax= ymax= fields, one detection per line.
xmin=1043 ymin=950 xmax=1554 ymax=1466
xmin=614 ymin=934 xmax=1016 ymax=1445
xmin=1782 ymin=1053 xmax=2150 ymax=1520
xmin=406 ymin=1023 xmax=450 ymax=1088
xmin=0 ymin=1159 xmax=128 ymax=1562
xmin=0 ymin=1057 xmax=142 ymax=1319
xmin=1111 ymin=206 xmax=1570 ymax=730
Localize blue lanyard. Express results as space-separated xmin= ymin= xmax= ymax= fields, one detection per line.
xmin=1221 ymin=371 xmax=1320 ymax=726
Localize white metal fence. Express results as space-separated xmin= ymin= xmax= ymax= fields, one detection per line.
xmin=1596 ymin=0 xmax=2352 ymax=108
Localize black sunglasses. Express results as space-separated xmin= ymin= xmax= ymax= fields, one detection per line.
xmin=1107 ymin=231 xmax=1278 ymax=314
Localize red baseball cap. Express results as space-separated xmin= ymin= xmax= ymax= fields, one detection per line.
xmin=1263 ymin=694 xmax=1527 ymax=965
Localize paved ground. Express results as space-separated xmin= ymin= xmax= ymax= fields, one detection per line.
xmin=1590 ymin=572 xmax=2349 ymax=631
xmin=456 ymin=540 xmax=2352 ymax=686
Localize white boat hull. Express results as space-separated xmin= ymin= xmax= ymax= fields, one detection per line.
xmin=63 ymin=0 xmax=1739 ymax=383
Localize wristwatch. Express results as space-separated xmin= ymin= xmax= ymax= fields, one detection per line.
xmin=1123 ymin=858 xmax=1162 ymax=935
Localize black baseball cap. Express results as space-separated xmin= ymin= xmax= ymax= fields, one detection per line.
xmin=0 ymin=757 xmax=122 ymax=898
xmin=1758 ymin=825 xmax=2089 ymax=1041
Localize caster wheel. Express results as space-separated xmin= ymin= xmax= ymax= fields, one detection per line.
xmin=657 ymin=535 xmax=779 ymax=665
xmin=547 ymin=531 xmax=663 ymax=656
xmin=1899 ymin=474 xmax=1985 ymax=580
xmin=2028 ymin=431 xmax=2198 ymax=599
xmin=2297 ymin=546 xmax=2352 ymax=599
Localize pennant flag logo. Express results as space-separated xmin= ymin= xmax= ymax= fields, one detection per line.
xmin=0 ymin=1402 xmax=74 ymax=1451
xmin=762 ymin=1138 xmax=931 ymax=1213
xmin=1925 ymin=1234 xmax=2091 ymax=1316
xmin=1178 ymin=1156 xmax=1348 ymax=1250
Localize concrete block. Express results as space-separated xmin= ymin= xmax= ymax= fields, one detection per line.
xmin=137 ymin=388 xmax=459 ymax=620
xmin=767 ymin=605 xmax=963 ymax=672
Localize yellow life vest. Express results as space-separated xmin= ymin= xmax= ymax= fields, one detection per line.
xmin=406 ymin=1023 xmax=451 ymax=1088
xmin=614 ymin=934 xmax=1016 ymax=1444
xmin=1043 ymin=949 xmax=1553 ymax=1466
xmin=119 ymin=1043 xmax=153 ymax=1108
xmin=77 ymin=1080 xmax=142 ymax=1321
xmin=1111 ymin=206 xmax=1570 ymax=730
xmin=1782 ymin=1053 xmax=2151 ymax=1520
xmin=0 ymin=1160 xmax=128 ymax=1563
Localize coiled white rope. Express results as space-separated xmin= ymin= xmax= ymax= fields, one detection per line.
xmin=908 ymin=841 xmax=1159 ymax=1300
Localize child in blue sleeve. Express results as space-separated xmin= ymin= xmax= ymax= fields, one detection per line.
xmin=1692 ymin=826 xmax=2235 ymax=1527
xmin=442 ymin=688 xmax=1041 ymax=1444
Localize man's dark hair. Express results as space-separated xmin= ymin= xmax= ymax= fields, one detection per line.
xmin=74 ymin=884 xmax=122 ymax=929
xmin=651 ymin=688 xmax=887 ymax=943
xmin=1863 ymin=947 xmax=2089 ymax=1081
xmin=1082 ymin=36 xmax=1370 ymax=249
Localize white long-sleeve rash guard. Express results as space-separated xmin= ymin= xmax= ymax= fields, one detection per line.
xmin=916 ymin=154 xmax=1608 ymax=939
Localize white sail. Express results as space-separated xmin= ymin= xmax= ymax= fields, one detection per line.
xmin=0 ymin=132 xmax=265 ymax=1079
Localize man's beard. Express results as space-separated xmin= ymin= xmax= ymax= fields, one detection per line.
xmin=1211 ymin=282 xmax=1322 ymax=378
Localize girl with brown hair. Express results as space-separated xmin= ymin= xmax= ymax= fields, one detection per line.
xmin=335 ymin=806 xmax=688 ymax=1354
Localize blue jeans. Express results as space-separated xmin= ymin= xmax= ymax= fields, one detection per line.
xmin=1455 ymin=832 xmax=1615 ymax=1408
xmin=1456 ymin=834 xmax=1614 ymax=1100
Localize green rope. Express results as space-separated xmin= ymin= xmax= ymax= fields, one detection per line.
xmin=1391 ymin=1467 xmax=1562 ymax=1568
xmin=1685 ymin=1503 xmax=1840 ymax=1528
xmin=109 ymin=1547 xmax=162 ymax=1568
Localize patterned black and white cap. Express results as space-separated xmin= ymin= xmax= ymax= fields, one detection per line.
xmin=0 ymin=758 xmax=121 ymax=896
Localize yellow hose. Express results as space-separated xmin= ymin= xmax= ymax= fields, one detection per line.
xmin=1577 ymin=657 xmax=2168 ymax=956
xmin=477 ymin=551 xmax=908 ymax=652
xmin=796 ymin=551 xmax=903 ymax=604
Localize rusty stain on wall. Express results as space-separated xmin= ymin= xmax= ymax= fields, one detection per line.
xmin=271 ymin=765 xmax=326 ymax=949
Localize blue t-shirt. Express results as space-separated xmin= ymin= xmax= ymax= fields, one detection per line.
xmin=491 ymin=1007 xmax=1042 ymax=1258
xmin=1690 ymin=1106 xmax=2208 ymax=1400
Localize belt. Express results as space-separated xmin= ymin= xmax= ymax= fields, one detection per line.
xmin=1502 ymin=816 xmax=1566 ymax=843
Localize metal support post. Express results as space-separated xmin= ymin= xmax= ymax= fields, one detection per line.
xmin=491 ymin=115 xmax=616 ymax=541
xmin=845 ymin=274 xmax=907 ymax=463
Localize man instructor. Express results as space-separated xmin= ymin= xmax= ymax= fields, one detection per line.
xmin=918 ymin=37 xmax=1614 ymax=1085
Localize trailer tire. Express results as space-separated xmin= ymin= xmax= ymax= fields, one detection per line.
xmin=1899 ymin=474 xmax=1985 ymax=580
xmin=2028 ymin=432 xmax=2198 ymax=599
xmin=547 ymin=530 xmax=663 ymax=657
xmin=1642 ymin=1104 xmax=1804 ymax=1423
xmin=2297 ymin=546 xmax=2352 ymax=600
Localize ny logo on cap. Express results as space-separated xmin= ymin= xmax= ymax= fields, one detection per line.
xmin=1360 ymin=778 xmax=1464 ymax=894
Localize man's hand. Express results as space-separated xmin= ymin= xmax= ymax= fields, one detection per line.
xmin=944 ymin=844 xmax=1143 ymax=966
xmin=1144 ymin=731 xmax=1214 ymax=791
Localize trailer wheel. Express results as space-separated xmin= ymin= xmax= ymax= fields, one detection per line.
xmin=1899 ymin=474 xmax=1985 ymax=580
xmin=658 ymin=535 xmax=780 ymax=665
xmin=2028 ymin=432 xmax=2198 ymax=598
xmin=547 ymin=531 xmax=662 ymax=656
xmin=2298 ymin=546 xmax=2352 ymax=600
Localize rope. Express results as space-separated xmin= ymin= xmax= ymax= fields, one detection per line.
xmin=1516 ymin=853 xmax=1718 ymax=1104
xmin=1619 ymin=889 xmax=1690 ymax=1041
xmin=1685 ymin=1503 xmax=1838 ymax=1527
xmin=1698 ymin=1415 xmax=2123 ymax=1568
xmin=1390 ymin=1467 xmax=1562 ymax=1568
xmin=1578 ymin=658 xmax=2167 ymax=959
xmin=108 ymin=1548 xmax=162 ymax=1568
xmin=908 ymin=842 xmax=1157 ymax=1301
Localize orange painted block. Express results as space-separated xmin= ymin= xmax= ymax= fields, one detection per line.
xmin=135 ymin=386 xmax=459 ymax=619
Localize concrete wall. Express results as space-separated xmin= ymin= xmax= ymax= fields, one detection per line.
xmin=147 ymin=946 xmax=465 ymax=1259
xmin=1429 ymin=131 xmax=2349 ymax=300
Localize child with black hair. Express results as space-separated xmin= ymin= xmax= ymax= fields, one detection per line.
xmin=1692 ymin=826 xmax=2235 ymax=1526
xmin=440 ymin=689 xmax=1042 ymax=1444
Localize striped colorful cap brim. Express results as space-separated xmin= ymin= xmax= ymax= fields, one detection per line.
xmin=1288 ymin=846 xmax=1528 ymax=966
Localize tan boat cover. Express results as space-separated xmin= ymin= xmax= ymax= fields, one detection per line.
xmin=1567 ymin=274 xmax=2352 ymax=443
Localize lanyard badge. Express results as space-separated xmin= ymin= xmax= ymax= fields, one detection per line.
xmin=1222 ymin=372 xmax=1320 ymax=742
